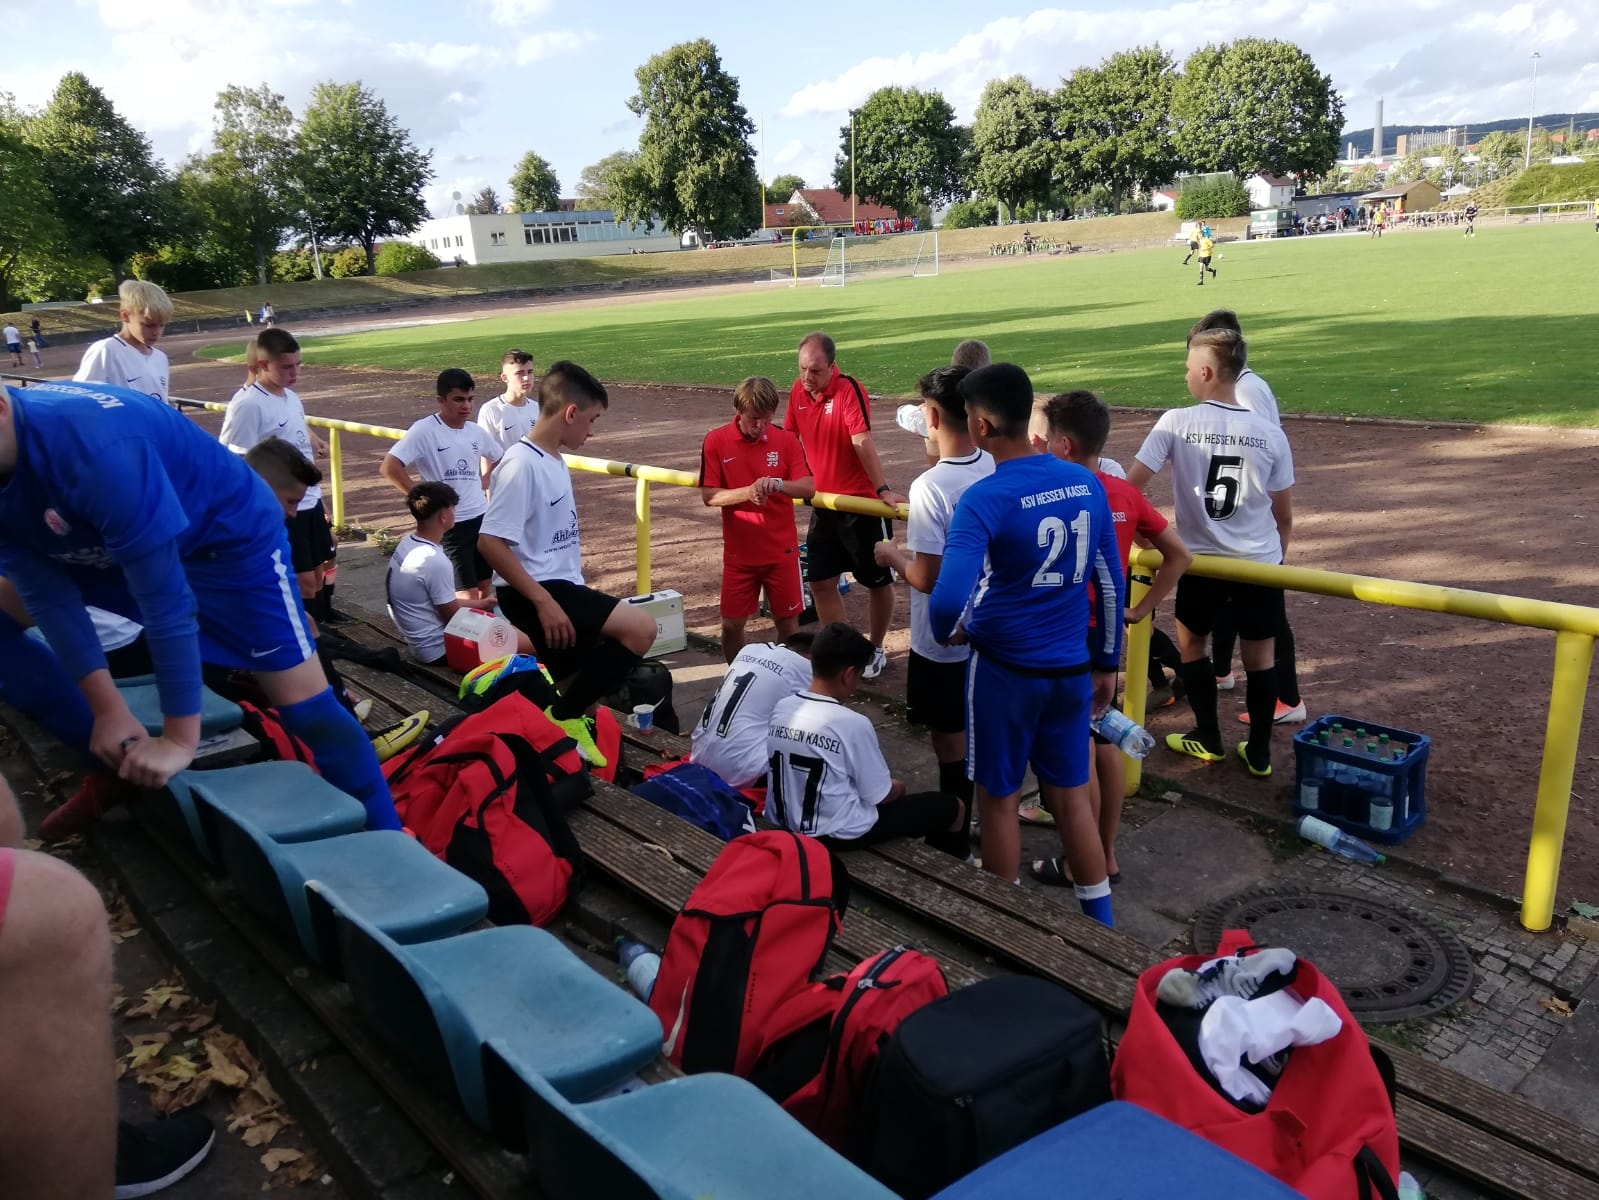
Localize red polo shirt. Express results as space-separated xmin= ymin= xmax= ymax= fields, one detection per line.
xmin=1088 ymin=470 xmax=1170 ymax=629
xmin=785 ymin=366 xmax=875 ymax=499
xmin=699 ymin=420 xmax=810 ymax=567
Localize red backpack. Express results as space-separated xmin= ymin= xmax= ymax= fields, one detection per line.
xmin=1111 ymin=931 xmax=1401 ymax=1200
xmin=749 ymin=946 xmax=948 ymax=1157
xmin=238 ymin=701 xmax=317 ymax=769
xmin=650 ymin=831 xmax=849 ymax=1076
xmin=382 ymin=691 xmax=587 ymax=926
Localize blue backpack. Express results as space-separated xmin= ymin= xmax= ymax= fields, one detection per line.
xmin=629 ymin=761 xmax=756 ymax=841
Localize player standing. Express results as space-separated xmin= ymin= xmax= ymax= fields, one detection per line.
xmin=1464 ymin=201 xmax=1478 ymax=237
xmin=73 ymin=281 xmax=172 ymax=405
xmin=478 ymin=349 xmax=538 ymax=454
xmin=1196 ymin=230 xmax=1218 ymax=285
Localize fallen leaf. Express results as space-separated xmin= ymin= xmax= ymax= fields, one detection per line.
xmin=1539 ymin=996 xmax=1575 ymax=1017
xmin=241 ymin=1120 xmax=285 ymax=1147
xmin=151 ymin=1075 xmax=213 ymax=1116
xmin=125 ymin=978 xmax=192 ymax=1020
xmin=260 ymin=1148 xmax=303 ymax=1171
xmin=203 ymin=1037 xmax=252 ymax=1089
xmin=177 ymin=1003 xmax=218 ymax=1034
xmin=160 ymin=1054 xmax=201 ymax=1081
xmin=122 ymin=1033 xmax=172 ymax=1072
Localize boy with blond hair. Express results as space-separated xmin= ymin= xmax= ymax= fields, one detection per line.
xmin=74 ymin=280 xmax=173 ymax=405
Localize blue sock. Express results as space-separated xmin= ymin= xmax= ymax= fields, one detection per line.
xmin=0 ymin=614 xmax=94 ymax=754
xmin=1074 ymin=878 xmax=1114 ymax=928
xmin=277 ymin=687 xmax=401 ymax=831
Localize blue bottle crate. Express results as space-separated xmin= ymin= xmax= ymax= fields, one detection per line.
xmin=1292 ymin=715 xmax=1428 ymax=844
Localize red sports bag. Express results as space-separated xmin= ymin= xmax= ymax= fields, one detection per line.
xmin=1111 ymin=930 xmax=1401 ymax=1200
xmin=238 ymin=701 xmax=317 ymax=769
xmin=650 ymin=830 xmax=849 ymax=1076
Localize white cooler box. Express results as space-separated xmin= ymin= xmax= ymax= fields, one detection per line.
xmin=625 ymin=590 xmax=687 ymax=659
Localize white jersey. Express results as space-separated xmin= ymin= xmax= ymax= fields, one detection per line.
xmin=477 ymin=396 xmax=536 ymax=452
xmin=905 ymin=448 xmax=994 ymax=662
xmin=1234 ymin=369 xmax=1281 ymax=427
xmin=75 ymin=335 xmax=170 ymax=404
xmin=690 ymin=643 xmax=813 ymax=788
xmin=219 ymin=383 xmax=321 ymax=507
xmin=390 ymin=415 xmax=501 ymax=520
xmin=767 ymin=691 xmax=892 ymax=840
xmin=385 ymin=533 xmax=456 ymax=662
xmin=480 ymin=439 xmax=584 ymax=587
xmin=2 ymin=326 xmax=18 ymax=346
xmin=1134 ymin=400 xmax=1294 ymax=564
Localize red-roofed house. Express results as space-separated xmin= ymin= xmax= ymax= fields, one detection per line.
xmin=1151 ymin=187 xmax=1179 ymax=212
xmin=788 ymin=188 xmax=900 ymax=227
xmin=1246 ymin=173 xmax=1297 ymax=209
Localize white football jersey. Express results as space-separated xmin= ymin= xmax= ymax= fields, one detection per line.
xmin=75 ymin=335 xmax=170 ymax=404
xmin=477 ymin=396 xmax=537 ymax=452
xmin=904 ymin=449 xmax=993 ymax=662
xmin=766 ymin=691 xmax=892 ymax=840
xmin=220 ymin=383 xmax=322 ymax=507
xmin=1134 ymin=401 xmax=1294 ymax=564
xmin=1234 ymin=369 xmax=1282 ymax=427
xmin=390 ymin=415 xmax=501 ymax=520
xmin=690 ymin=644 xmax=813 ymax=788
xmin=480 ymin=438 xmax=584 ymax=587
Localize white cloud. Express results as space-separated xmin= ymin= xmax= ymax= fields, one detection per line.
xmin=486 ymin=0 xmax=552 ymax=25
xmin=772 ymin=139 xmax=808 ymax=166
xmin=515 ymin=30 xmax=596 ymax=64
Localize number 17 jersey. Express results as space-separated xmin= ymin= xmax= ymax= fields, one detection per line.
xmin=690 ymin=643 xmax=813 ymax=788
xmin=1134 ymin=400 xmax=1294 ymax=564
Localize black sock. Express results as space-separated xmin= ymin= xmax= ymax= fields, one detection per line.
xmin=938 ymin=759 xmax=973 ymax=808
xmin=317 ymin=644 xmax=356 ymax=714
xmin=550 ymin=639 xmax=643 ymax=721
xmin=1177 ymin=659 xmax=1221 ymax=752
xmin=927 ymin=793 xmax=971 ymax=859
xmin=1245 ymin=668 xmax=1277 ymax=767
xmin=1275 ymin=621 xmax=1300 ymax=708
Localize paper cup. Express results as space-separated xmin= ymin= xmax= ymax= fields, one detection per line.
xmin=633 ymin=704 xmax=655 ymax=732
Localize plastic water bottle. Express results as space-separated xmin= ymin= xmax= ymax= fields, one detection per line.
xmin=895 ymin=403 xmax=929 ymax=438
xmin=1091 ymin=709 xmax=1156 ymax=759
xmin=1297 ymin=815 xmax=1385 ymax=864
xmin=617 ymin=939 xmax=660 ymax=1002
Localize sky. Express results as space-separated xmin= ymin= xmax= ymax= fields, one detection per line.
xmin=9 ymin=0 xmax=1596 ymax=218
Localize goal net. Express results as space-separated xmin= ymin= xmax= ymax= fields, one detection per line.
xmin=820 ymin=231 xmax=939 ymax=287
xmin=821 ymin=237 xmax=847 ymax=287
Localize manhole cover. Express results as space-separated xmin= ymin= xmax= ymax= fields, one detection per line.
xmin=1191 ymin=889 xmax=1475 ymax=1022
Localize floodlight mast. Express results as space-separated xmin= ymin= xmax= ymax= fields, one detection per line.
xmin=1524 ymin=51 xmax=1541 ymax=171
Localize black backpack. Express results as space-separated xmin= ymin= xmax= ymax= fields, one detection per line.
xmin=602 ymin=660 xmax=680 ymax=734
xmin=863 ymin=976 xmax=1111 ymax=1198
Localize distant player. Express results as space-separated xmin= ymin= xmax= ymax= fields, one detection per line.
xmin=1196 ymin=230 xmax=1218 ymax=285
xmin=698 ymin=376 xmax=815 ymax=662
xmin=73 ymin=280 xmax=172 ymax=405
xmin=1126 ymin=328 xmax=1294 ymax=778
xmin=928 ymin=363 xmax=1124 ymax=925
xmin=3 ymin=324 xmax=20 ymax=369
xmin=691 ymin=630 xmax=814 ymax=789
xmin=1182 ymin=226 xmax=1200 ymax=266
xmin=380 ymin=369 xmax=503 ymax=604
xmin=478 ymin=349 xmax=538 ymax=455
xmin=1371 ymin=207 xmax=1386 ymax=238
xmin=1464 ymin=202 xmax=1478 ymax=237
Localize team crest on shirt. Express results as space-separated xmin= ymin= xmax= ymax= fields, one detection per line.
xmin=43 ymin=508 xmax=70 ymax=536
xmin=823 ymin=400 xmax=834 ymax=415
xmin=766 ymin=451 xmax=780 ymax=468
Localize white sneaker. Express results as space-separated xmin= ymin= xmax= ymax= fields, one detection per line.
xmin=863 ymin=646 xmax=887 ymax=680
xmin=1215 ymin=673 xmax=1236 ymax=691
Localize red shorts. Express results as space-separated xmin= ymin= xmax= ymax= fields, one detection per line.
xmin=721 ymin=556 xmax=804 ymax=621
xmin=0 ymin=848 xmax=14 ymax=939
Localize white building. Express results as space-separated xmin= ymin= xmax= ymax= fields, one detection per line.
xmin=405 ymin=207 xmax=680 ymax=266
xmin=1246 ymin=173 xmax=1297 ymax=209
xmin=1150 ymin=188 xmax=1179 ymax=212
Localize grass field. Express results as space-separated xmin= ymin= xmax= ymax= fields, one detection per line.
xmin=204 ymin=222 xmax=1599 ymax=426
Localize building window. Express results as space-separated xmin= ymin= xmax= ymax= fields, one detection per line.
xmin=490 ymin=231 xmax=506 ymax=246
xmin=524 ymin=228 xmax=533 ymax=245
xmin=455 ymin=235 xmax=463 ymax=247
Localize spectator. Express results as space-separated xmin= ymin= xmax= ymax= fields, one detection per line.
xmin=74 ymin=280 xmax=172 ymax=405
xmin=3 ymin=324 xmax=20 ymax=369
xmin=29 ymin=316 xmax=46 ymax=348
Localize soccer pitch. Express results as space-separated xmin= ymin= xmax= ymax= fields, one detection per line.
xmin=241 ymin=223 xmax=1598 ymax=426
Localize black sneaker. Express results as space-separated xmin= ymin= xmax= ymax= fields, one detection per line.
xmin=115 ymin=1114 xmax=216 ymax=1198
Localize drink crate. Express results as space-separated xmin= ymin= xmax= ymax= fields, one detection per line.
xmin=1292 ymin=715 xmax=1428 ymax=844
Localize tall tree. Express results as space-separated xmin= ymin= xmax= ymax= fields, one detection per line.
xmin=466 ymin=185 xmax=503 ymax=214
xmin=970 ymin=76 xmax=1055 ymax=221
xmin=1172 ymin=40 xmax=1344 ymax=178
xmin=0 ymin=107 xmax=71 ymax=310
xmin=1056 ymin=47 xmax=1181 ymax=213
xmin=508 ymin=152 xmax=560 ymax=212
xmin=767 ymin=172 xmax=806 ymax=198
xmin=203 ymin=85 xmax=297 ymax=285
xmin=575 ymin=150 xmax=638 ymax=210
xmin=613 ymin=40 xmax=760 ymax=239
xmin=1474 ymin=130 xmax=1523 ymax=179
xmin=834 ymin=86 xmax=965 ymax=216
xmin=295 ymin=81 xmax=433 ymax=274
xmin=22 ymin=72 xmax=169 ymax=278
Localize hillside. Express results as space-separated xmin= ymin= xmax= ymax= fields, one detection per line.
xmin=1342 ymin=112 xmax=1599 ymax=157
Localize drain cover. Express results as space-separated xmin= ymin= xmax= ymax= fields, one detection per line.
xmin=1191 ymin=889 xmax=1475 ymax=1023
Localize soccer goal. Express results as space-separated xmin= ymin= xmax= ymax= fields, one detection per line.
xmin=818 ymin=230 xmax=939 ymax=287
xmin=821 ymin=237 xmax=847 ymax=287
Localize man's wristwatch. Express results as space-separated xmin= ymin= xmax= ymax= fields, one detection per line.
xmin=875 ymin=483 xmax=892 ymax=496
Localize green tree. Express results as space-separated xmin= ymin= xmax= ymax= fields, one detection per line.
xmin=1390 ymin=151 xmax=1424 ymax=184
xmin=295 ymin=81 xmax=433 ymax=274
xmin=576 ymin=150 xmax=638 ymax=210
xmin=942 ymin=198 xmax=1000 ymax=228
xmin=326 ymin=246 xmax=368 ymax=278
xmin=1439 ymin=145 xmax=1465 ymax=185
xmin=834 ymin=86 xmax=965 ymax=216
xmin=767 ymin=172 xmax=806 ymax=198
xmin=374 ymin=241 xmax=441 ymax=274
xmin=22 ymin=72 xmax=170 ymax=278
xmin=270 ymin=247 xmax=318 ymax=283
xmin=1475 ymin=130 xmax=1523 ymax=179
xmin=612 ymin=40 xmax=760 ymax=239
xmin=0 ymin=102 xmax=73 ymax=310
xmin=970 ymin=76 xmax=1055 ymax=223
xmin=1172 ymin=40 xmax=1344 ymax=178
xmin=1348 ymin=163 xmax=1380 ymax=192
xmin=508 ymin=151 xmax=560 ymax=212
xmin=1174 ymin=174 xmax=1250 ymax=219
xmin=204 ymin=85 xmax=297 ymax=285
xmin=1056 ymin=47 xmax=1180 ymax=213
xmin=465 ymin=185 xmax=503 ymax=215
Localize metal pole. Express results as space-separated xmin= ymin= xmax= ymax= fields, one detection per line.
xmin=634 ymin=477 xmax=652 ymax=595
xmin=851 ymin=113 xmax=857 ymax=229
xmin=1524 ymin=52 xmax=1540 ymax=170
xmin=327 ymin=428 xmax=344 ymax=528
xmin=1521 ymin=629 xmax=1595 ymax=930
xmin=1121 ymin=569 xmax=1155 ymax=797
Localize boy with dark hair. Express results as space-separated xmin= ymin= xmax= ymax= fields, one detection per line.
xmin=1126 ymin=328 xmax=1295 ymax=777
xmin=699 ymin=375 xmax=815 ymax=661
xmin=691 ymin=629 xmax=816 ymax=789
xmin=928 ymin=363 xmax=1124 ymax=925
xmin=380 ymin=368 xmax=503 ymax=605
xmin=244 ymin=435 xmax=323 ymax=520
xmin=874 ymin=364 xmax=992 ymax=819
xmin=766 ymin=623 xmax=967 ymax=858
xmin=479 ymin=349 xmax=537 ymax=453
xmin=479 ymin=361 xmax=657 ymax=767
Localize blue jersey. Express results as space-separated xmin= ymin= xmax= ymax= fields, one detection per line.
xmin=0 ymin=382 xmax=285 ymax=713
xmin=928 ymin=453 xmax=1124 ymax=673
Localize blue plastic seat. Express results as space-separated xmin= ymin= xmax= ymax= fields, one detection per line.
xmin=153 ymin=763 xmax=368 ymax=862
xmin=929 ymin=1100 xmax=1304 ymax=1199
xmin=190 ymin=791 xmax=487 ymax=964
xmin=118 ymin=679 xmax=242 ymax=738
xmin=482 ymin=1038 xmax=901 ymax=1200
xmin=308 ymin=882 xmax=661 ymax=1136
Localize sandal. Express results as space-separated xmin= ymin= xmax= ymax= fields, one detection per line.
xmin=1029 ymin=857 xmax=1122 ymax=888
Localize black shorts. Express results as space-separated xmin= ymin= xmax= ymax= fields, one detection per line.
xmin=105 ymin=637 xmax=153 ymax=680
xmin=818 ymin=791 xmax=964 ymax=850
xmin=806 ymin=509 xmax=893 ymax=589
xmin=906 ymin=651 xmax=968 ymax=734
xmin=1174 ymin=574 xmax=1285 ymax=643
xmin=441 ymin=514 xmax=492 ymax=589
xmin=497 ymin=579 xmax=621 ymax=680
xmin=286 ymin=504 xmax=335 ymax=576
xmin=1198 ymin=255 xmax=1213 ymax=266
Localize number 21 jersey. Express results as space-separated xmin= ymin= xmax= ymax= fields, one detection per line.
xmin=690 ymin=643 xmax=813 ymax=788
xmin=1134 ymin=400 xmax=1294 ymax=564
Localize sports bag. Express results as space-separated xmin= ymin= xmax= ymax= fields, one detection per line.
xmin=1110 ymin=931 xmax=1401 ymax=1200
xmin=749 ymin=946 xmax=947 ymax=1157
xmin=382 ymin=691 xmax=588 ymax=926
xmin=649 ymin=830 xmax=849 ymax=1076
xmin=238 ymin=701 xmax=317 ymax=770
xmin=865 ymin=976 xmax=1111 ymax=1199
xmin=629 ymin=761 xmax=756 ymax=840
xmin=604 ymin=659 xmax=680 ymax=734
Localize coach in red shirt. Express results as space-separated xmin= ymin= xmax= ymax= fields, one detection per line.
xmin=785 ymin=331 xmax=906 ymax=680
xmin=700 ymin=376 xmax=816 ymax=662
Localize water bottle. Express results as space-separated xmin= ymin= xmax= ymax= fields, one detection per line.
xmin=1297 ymin=815 xmax=1385 ymax=864
xmin=895 ymin=403 xmax=929 ymax=438
xmin=616 ymin=939 xmax=660 ymax=1002
xmin=1091 ymin=709 xmax=1156 ymax=759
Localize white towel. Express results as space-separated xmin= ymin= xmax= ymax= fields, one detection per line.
xmin=1200 ymin=988 xmax=1343 ymax=1105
